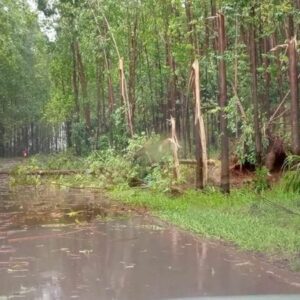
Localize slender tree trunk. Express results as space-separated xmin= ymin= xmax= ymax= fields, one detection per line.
xmin=288 ymin=37 xmax=300 ymax=155
xmin=103 ymin=51 xmax=115 ymax=113
xmin=263 ymin=37 xmax=271 ymax=122
xmin=71 ymin=41 xmax=80 ymax=121
xmin=75 ymin=41 xmax=91 ymax=130
xmin=249 ymin=9 xmax=263 ymax=166
xmin=192 ymin=60 xmax=208 ymax=189
xmin=96 ymin=58 xmax=102 ymax=145
xmin=217 ymin=13 xmax=230 ymax=193
xmin=128 ymin=14 xmax=138 ymax=121
xmin=65 ymin=121 xmax=72 ymax=148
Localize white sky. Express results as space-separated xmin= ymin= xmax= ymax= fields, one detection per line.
xmin=27 ymin=0 xmax=57 ymax=41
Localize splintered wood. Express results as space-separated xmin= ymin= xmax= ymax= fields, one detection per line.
xmin=119 ymin=58 xmax=134 ymax=137
xmin=192 ymin=60 xmax=208 ymax=189
xmin=169 ymin=116 xmax=180 ymax=180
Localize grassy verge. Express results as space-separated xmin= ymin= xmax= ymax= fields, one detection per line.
xmin=110 ymin=187 xmax=300 ymax=271
xmin=10 ymin=153 xmax=300 ymax=271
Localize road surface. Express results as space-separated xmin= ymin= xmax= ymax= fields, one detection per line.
xmin=0 ymin=159 xmax=299 ymax=299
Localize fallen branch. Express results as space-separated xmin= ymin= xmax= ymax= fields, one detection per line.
xmin=13 ymin=170 xmax=84 ymax=176
xmin=270 ymin=43 xmax=288 ymax=52
xmin=179 ymin=159 xmax=216 ymax=166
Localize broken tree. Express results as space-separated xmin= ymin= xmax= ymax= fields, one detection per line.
xmin=191 ymin=60 xmax=208 ymax=189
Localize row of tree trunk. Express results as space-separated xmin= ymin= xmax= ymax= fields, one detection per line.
xmin=0 ymin=123 xmax=67 ymax=157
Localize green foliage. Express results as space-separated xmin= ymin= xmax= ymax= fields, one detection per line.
xmin=144 ymin=161 xmax=174 ymax=192
xmin=13 ymin=133 xmax=178 ymax=191
xmin=227 ymin=97 xmax=256 ymax=165
xmin=85 ymin=149 xmax=136 ymax=188
xmin=253 ymin=167 xmax=270 ymax=193
xmin=97 ymin=135 xmax=110 ymax=151
xmin=125 ymin=133 xmax=176 ymax=190
xmin=283 ymin=155 xmax=300 ymax=193
xmin=0 ymin=0 xmax=50 ymax=147
xmin=110 ymin=107 xmax=129 ymax=150
xmin=44 ymin=91 xmax=74 ymax=124
xmin=71 ymin=122 xmax=91 ymax=156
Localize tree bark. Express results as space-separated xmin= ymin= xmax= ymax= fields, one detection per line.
xmin=217 ymin=13 xmax=230 ymax=194
xmin=128 ymin=14 xmax=138 ymax=121
xmin=75 ymin=41 xmax=91 ymax=131
xmin=71 ymin=41 xmax=80 ymax=121
xmin=288 ymin=37 xmax=300 ymax=155
xmin=249 ymin=8 xmax=263 ymax=166
xmin=192 ymin=60 xmax=208 ymax=189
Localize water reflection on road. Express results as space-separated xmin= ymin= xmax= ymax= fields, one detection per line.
xmin=0 ymin=171 xmax=299 ymax=299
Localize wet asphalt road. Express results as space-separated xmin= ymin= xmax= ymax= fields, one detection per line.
xmin=0 ymin=159 xmax=299 ymax=300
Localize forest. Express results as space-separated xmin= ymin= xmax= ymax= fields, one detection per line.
xmin=1 ymin=0 xmax=300 ymax=192
xmin=1 ymin=0 xmax=300 ymax=271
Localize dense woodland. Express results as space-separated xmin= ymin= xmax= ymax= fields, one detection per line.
xmin=1 ymin=0 xmax=300 ymax=193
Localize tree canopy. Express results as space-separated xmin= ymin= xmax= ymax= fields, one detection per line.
xmin=1 ymin=0 xmax=300 ymax=191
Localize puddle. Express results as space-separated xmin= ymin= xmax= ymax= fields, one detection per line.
xmin=0 ymin=185 xmax=129 ymax=230
xmin=0 ymin=161 xmax=300 ymax=299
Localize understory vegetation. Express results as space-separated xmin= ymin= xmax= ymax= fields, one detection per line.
xmin=11 ymin=136 xmax=300 ymax=270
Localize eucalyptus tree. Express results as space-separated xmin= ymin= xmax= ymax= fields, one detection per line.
xmin=14 ymin=0 xmax=300 ymax=189
xmin=0 ymin=0 xmax=50 ymax=155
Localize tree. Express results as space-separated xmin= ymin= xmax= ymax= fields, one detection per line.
xmin=217 ymin=12 xmax=230 ymax=193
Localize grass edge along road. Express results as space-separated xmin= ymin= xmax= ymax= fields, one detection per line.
xmin=109 ymin=187 xmax=300 ymax=271
xmin=9 ymin=154 xmax=300 ymax=271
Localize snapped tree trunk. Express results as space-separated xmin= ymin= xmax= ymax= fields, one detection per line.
xmin=169 ymin=116 xmax=180 ymax=180
xmin=119 ymin=58 xmax=134 ymax=137
xmin=192 ymin=60 xmax=208 ymax=189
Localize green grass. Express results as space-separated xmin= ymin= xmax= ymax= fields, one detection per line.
xmin=10 ymin=153 xmax=300 ymax=270
xmin=110 ymin=187 xmax=300 ymax=269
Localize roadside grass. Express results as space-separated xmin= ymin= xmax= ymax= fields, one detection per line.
xmin=110 ymin=187 xmax=300 ymax=269
xmin=10 ymin=154 xmax=300 ymax=270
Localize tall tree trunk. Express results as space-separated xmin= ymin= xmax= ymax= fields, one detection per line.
xmin=185 ymin=0 xmax=200 ymax=56
xmin=75 ymin=41 xmax=91 ymax=131
xmin=96 ymin=58 xmax=102 ymax=145
xmin=263 ymin=37 xmax=271 ymax=122
xmin=128 ymin=14 xmax=138 ymax=121
xmin=71 ymin=41 xmax=80 ymax=121
xmin=217 ymin=13 xmax=230 ymax=194
xmin=163 ymin=3 xmax=177 ymax=127
xmin=103 ymin=51 xmax=115 ymax=113
xmin=288 ymin=37 xmax=300 ymax=155
xmin=249 ymin=9 xmax=263 ymax=166
xmin=193 ymin=60 xmax=208 ymax=189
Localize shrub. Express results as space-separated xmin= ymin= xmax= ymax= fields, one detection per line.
xmin=253 ymin=167 xmax=270 ymax=193
xmin=283 ymin=155 xmax=300 ymax=193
